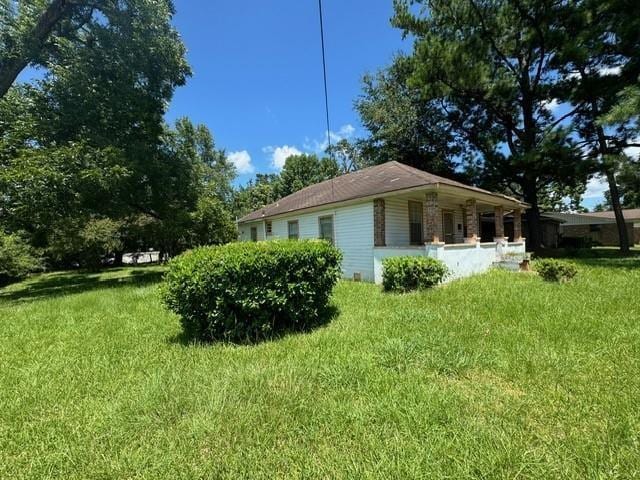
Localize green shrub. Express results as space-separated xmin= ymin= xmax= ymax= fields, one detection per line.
xmin=382 ymin=256 xmax=448 ymax=293
xmin=0 ymin=232 xmax=43 ymax=286
xmin=534 ymin=258 xmax=577 ymax=282
xmin=161 ymin=240 xmax=342 ymax=343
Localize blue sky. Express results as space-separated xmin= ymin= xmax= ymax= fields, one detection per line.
xmin=165 ymin=0 xmax=408 ymax=182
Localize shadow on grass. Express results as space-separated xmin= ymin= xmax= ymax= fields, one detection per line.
xmin=0 ymin=267 xmax=164 ymax=304
xmin=168 ymin=303 xmax=340 ymax=347
xmin=536 ymin=248 xmax=640 ymax=270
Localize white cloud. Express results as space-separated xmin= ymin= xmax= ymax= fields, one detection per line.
xmin=338 ymin=124 xmax=355 ymax=137
xmin=583 ymin=175 xmax=608 ymax=199
xmin=227 ymin=150 xmax=254 ymax=174
xmin=263 ymin=145 xmax=302 ymax=170
xmin=304 ymin=123 xmax=357 ymax=153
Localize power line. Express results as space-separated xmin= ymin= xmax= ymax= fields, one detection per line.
xmin=318 ymin=0 xmax=332 ymax=157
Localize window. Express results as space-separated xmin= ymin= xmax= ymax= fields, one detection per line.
xmin=265 ymin=221 xmax=273 ymax=236
xmin=288 ymin=220 xmax=299 ymax=240
xmin=318 ymin=216 xmax=334 ymax=244
xmin=250 ymin=226 xmax=257 ymax=242
xmin=589 ymin=224 xmax=602 ymax=232
xmin=408 ymin=201 xmax=423 ymax=245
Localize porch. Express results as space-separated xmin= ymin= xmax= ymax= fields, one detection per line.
xmin=371 ymin=187 xmax=526 ymax=283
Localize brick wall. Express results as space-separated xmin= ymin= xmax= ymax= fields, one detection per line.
xmin=562 ymin=223 xmax=635 ymax=246
xmin=374 ymin=199 xmax=385 ymax=247
xmin=424 ymin=192 xmax=442 ymax=243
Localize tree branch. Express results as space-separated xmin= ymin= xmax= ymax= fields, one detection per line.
xmin=467 ymin=0 xmax=520 ymax=78
xmin=0 ymin=0 xmax=80 ymax=99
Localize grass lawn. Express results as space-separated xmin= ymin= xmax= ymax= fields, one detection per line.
xmin=1 ymin=258 xmax=639 ymax=479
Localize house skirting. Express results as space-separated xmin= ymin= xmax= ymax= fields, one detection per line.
xmin=373 ymin=240 xmax=526 ymax=284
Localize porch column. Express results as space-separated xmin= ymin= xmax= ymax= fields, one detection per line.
xmin=373 ymin=198 xmax=385 ymax=247
xmin=513 ymin=208 xmax=523 ymax=241
xmin=494 ymin=205 xmax=506 ymax=242
xmin=465 ymin=199 xmax=479 ymax=243
xmin=424 ymin=192 xmax=443 ymax=244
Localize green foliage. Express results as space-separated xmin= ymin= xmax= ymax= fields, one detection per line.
xmin=534 ymin=258 xmax=578 ymax=282
xmin=48 ymin=218 xmax=123 ymax=270
xmin=162 ymin=240 xmax=342 ymax=342
xmin=189 ymin=196 xmax=237 ymax=247
xmin=276 ymin=154 xmax=340 ymax=198
xmin=0 ymin=2 xmax=234 ymax=268
xmin=0 ymin=1 xmax=190 ymax=100
xmin=382 ymin=256 xmax=448 ymax=293
xmin=0 ymin=231 xmax=42 ymax=285
xmin=232 ymin=173 xmax=280 ymax=219
xmin=601 ymin=83 xmax=640 ymax=129
xmin=355 ymin=57 xmax=462 ymax=176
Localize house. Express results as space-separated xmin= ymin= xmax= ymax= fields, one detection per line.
xmin=237 ymin=161 xmax=529 ymax=283
xmin=544 ymin=209 xmax=640 ymax=246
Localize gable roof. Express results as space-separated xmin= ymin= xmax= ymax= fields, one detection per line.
xmin=238 ymin=161 xmax=526 ymax=223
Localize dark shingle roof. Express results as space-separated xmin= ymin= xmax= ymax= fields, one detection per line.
xmin=238 ymin=161 xmax=524 ymax=223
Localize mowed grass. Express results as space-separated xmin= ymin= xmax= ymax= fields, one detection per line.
xmin=1 ymin=258 xmax=639 ymax=479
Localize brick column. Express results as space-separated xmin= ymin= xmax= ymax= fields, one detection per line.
xmin=465 ymin=199 xmax=479 ymax=243
xmin=513 ymin=208 xmax=523 ymax=241
xmin=494 ymin=205 xmax=505 ymax=241
xmin=374 ymin=198 xmax=385 ymax=247
xmin=424 ymin=192 xmax=442 ymax=244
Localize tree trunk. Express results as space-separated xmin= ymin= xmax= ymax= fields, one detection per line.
xmin=0 ymin=0 xmax=74 ymax=99
xmin=113 ymin=251 xmax=124 ymax=267
xmin=591 ymin=99 xmax=630 ymax=254
xmin=524 ymin=197 xmax=542 ymax=252
xmin=523 ymin=186 xmax=542 ymax=252
xmin=604 ymin=168 xmax=630 ymax=253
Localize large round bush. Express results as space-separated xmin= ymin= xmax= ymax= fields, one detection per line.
xmin=382 ymin=256 xmax=448 ymax=293
xmin=162 ymin=240 xmax=342 ymax=342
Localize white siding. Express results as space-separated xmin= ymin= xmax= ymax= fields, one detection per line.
xmin=334 ymin=202 xmax=374 ymax=281
xmin=385 ymin=197 xmax=410 ymax=246
xmin=385 ymin=197 xmax=466 ymax=245
xmin=242 ymin=201 xmax=375 ymax=282
xmin=238 ymin=221 xmax=265 ymax=241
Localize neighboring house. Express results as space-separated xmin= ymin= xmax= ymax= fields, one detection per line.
xmin=545 ymin=209 xmax=640 ymax=246
xmin=237 ymin=161 xmax=528 ymax=283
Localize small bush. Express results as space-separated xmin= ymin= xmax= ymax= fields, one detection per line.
xmin=535 ymin=258 xmax=577 ymax=282
xmin=0 ymin=232 xmax=42 ymax=286
xmin=161 ymin=240 xmax=342 ymax=343
xmin=382 ymin=256 xmax=448 ymax=293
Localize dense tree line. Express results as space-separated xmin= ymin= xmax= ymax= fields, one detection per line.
xmin=0 ymin=0 xmax=237 ymax=281
xmin=350 ymin=0 xmax=640 ymax=252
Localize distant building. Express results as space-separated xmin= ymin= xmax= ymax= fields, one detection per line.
xmin=544 ymin=209 xmax=640 ymax=247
